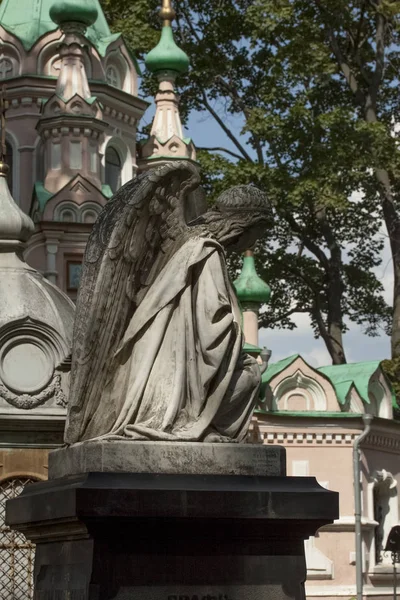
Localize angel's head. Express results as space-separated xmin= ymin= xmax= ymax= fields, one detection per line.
xmin=189 ymin=184 xmax=272 ymax=252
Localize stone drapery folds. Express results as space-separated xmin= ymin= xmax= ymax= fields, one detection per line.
xmin=65 ymin=161 xmax=272 ymax=444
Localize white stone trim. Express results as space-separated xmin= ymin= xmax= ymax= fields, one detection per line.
xmin=259 ymin=430 xmax=357 ymax=445
xmin=370 ymin=379 xmax=392 ymax=419
xmin=320 ymin=516 xmax=379 ymax=532
xmin=102 ymin=135 xmax=132 ymax=188
xmin=105 ymin=50 xmax=132 ymax=94
xmin=307 ymin=585 xmax=400 ymax=597
xmin=305 ymin=584 xmax=356 ymax=596
xmin=273 ymin=369 xmax=327 ymax=411
xmin=305 ymin=537 xmax=334 ymax=580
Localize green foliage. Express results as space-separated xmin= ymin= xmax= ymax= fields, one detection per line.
xmin=381 ymin=357 xmax=400 ymax=416
xmin=100 ymin=0 xmax=158 ymax=59
xmin=101 ymin=0 xmax=399 ymax=364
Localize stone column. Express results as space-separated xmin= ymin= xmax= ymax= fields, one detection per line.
xmin=45 ymin=241 xmax=58 ymax=285
xmin=242 ymin=302 xmax=260 ymax=347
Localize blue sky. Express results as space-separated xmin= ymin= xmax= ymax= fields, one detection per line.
xmin=141 ymin=101 xmax=393 ymax=368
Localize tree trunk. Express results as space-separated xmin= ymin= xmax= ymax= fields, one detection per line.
xmin=327 ymin=321 xmax=347 ymax=364
xmin=376 ymin=170 xmax=400 ymax=358
xmin=315 ymin=208 xmax=347 ymax=364
xmin=364 ymin=110 xmax=400 ymax=359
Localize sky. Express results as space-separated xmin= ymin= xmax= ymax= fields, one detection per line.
xmin=140 ymin=102 xmax=393 ymax=369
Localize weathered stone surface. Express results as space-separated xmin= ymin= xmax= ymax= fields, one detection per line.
xmin=65 ymin=163 xmax=273 ymax=444
xmin=48 ymin=441 xmax=286 ymax=479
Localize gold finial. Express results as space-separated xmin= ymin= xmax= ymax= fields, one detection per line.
xmin=0 ymin=86 xmax=9 ymax=177
xmin=159 ymin=0 xmax=176 ymax=26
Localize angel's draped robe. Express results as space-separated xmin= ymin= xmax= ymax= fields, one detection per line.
xmin=69 ymin=237 xmax=261 ymax=443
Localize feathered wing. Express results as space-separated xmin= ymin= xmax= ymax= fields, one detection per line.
xmin=64 ymin=161 xmax=200 ymax=443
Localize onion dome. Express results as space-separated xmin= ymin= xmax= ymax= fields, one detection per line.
xmin=145 ymin=25 xmax=190 ymax=75
xmin=50 ymin=0 xmax=98 ymax=27
xmin=0 ymin=162 xmax=74 ymax=414
xmin=234 ymin=251 xmax=271 ymax=305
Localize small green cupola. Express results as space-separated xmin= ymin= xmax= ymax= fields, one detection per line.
xmin=234 ymin=250 xmax=271 ymax=306
xmin=145 ymin=0 xmax=189 ymax=75
xmin=50 ymin=0 xmax=98 ymax=28
xmin=146 ymin=25 xmax=189 ymax=75
xmin=138 ymin=0 xmax=197 ymax=170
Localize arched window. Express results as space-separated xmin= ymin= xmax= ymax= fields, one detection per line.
xmin=59 ymin=209 xmax=76 ymax=223
xmin=82 ymin=210 xmax=98 ymax=224
xmin=5 ymin=141 xmax=12 ymax=193
xmin=105 ymin=146 xmax=122 ymax=193
xmin=0 ymin=477 xmax=36 ymax=599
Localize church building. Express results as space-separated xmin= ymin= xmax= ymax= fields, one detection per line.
xmin=0 ymin=0 xmax=147 ymax=299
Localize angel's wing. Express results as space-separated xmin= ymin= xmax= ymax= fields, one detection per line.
xmin=65 ymin=161 xmax=200 ymax=443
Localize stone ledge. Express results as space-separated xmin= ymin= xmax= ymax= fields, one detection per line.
xmin=48 ymin=440 xmax=286 ymax=479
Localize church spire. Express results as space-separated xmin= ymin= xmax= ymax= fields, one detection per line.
xmin=50 ymin=0 xmax=98 ymax=102
xmin=138 ymin=0 xmax=196 ymax=170
xmin=234 ymin=249 xmax=271 ymax=349
xmin=36 ymin=0 xmax=107 ymax=195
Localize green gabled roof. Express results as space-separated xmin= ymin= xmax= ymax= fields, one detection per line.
xmin=0 ymin=0 xmax=128 ymax=60
xmin=33 ymin=178 xmax=109 ymax=213
xmin=258 ymin=354 xmax=397 ymax=415
xmin=243 ymin=342 xmax=262 ymax=354
xmin=318 ymin=361 xmax=382 ymax=406
xmin=262 ymin=354 xmax=300 ymax=384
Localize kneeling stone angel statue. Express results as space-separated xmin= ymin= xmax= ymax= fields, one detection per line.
xmin=65 ymin=161 xmax=272 ymax=444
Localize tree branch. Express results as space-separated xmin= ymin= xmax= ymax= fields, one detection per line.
xmin=196 ymin=146 xmax=244 ymax=161
xmin=366 ymin=6 xmax=386 ymax=116
xmin=216 ymin=76 xmax=265 ymax=166
xmin=278 ymin=209 xmax=331 ymax=270
xmin=314 ymin=0 xmax=366 ymax=106
xmin=261 ymin=304 xmax=311 ymax=325
xmin=200 ymin=89 xmax=254 ymax=162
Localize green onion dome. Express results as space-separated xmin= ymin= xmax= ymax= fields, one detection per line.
xmin=50 ymin=0 xmax=98 ymax=27
xmin=234 ymin=252 xmax=271 ymax=305
xmin=146 ymin=25 xmax=189 ymax=75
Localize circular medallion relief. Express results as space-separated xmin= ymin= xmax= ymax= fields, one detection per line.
xmin=0 ymin=340 xmax=53 ymax=394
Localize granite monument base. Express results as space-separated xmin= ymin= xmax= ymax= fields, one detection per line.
xmin=48 ymin=441 xmax=287 ymax=478
xmin=6 ymin=445 xmax=339 ymax=600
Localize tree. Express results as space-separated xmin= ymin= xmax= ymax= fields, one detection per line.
xmin=101 ymin=0 xmax=395 ymax=365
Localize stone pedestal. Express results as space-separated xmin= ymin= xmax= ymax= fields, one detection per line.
xmin=6 ymin=445 xmax=339 ymax=600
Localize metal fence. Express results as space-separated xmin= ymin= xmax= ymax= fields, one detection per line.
xmin=0 ymin=478 xmax=35 ymax=600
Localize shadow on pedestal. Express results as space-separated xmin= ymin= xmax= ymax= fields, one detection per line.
xmin=6 ymin=446 xmax=338 ymax=600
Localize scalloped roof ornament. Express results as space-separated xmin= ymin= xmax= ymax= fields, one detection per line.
xmin=0 ymin=0 xmax=120 ymax=57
